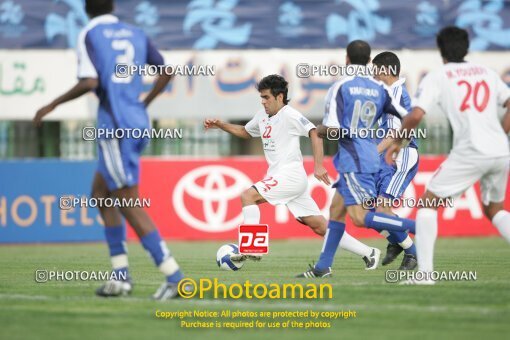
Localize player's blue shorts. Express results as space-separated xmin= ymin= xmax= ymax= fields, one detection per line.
xmin=333 ymin=172 xmax=377 ymax=207
xmin=376 ymin=147 xmax=419 ymax=199
xmin=97 ymin=137 xmax=149 ymax=191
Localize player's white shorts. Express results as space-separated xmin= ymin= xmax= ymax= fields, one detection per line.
xmin=253 ymin=171 xmax=321 ymax=219
xmin=427 ymin=154 xmax=509 ymax=205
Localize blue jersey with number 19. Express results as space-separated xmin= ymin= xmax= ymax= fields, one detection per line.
xmin=323 ymin=68 xmax=408 ymax=174
xmin=76 ymin=14 xmax=164 ymax=132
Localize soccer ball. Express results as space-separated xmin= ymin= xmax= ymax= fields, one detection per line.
xmin=216 ymin=244 xmax=244 ymax=271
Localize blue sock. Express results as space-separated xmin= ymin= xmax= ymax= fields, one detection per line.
xmin=140 ymin=230 xmax=183 ymax=284
xmin=364 ymin=212 xmax=415 ymax=234
xmin=104 ymin=224 xmax=129 ymax=280
xmin=315 ymin=221 xmax=345 ymax=271
xmin=387 ymin=231 xmax=407 ymax=244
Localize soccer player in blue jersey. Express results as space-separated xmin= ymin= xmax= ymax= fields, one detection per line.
xmin=33 ymin=0 xmax=185 ymax=299
xmin=298 ymin=40 xmax=417 ymax=278
xmin=372 ymin=52 xmax=418 ymax=270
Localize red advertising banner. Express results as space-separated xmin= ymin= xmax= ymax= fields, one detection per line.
xmin=135 ymin=156 xmax=510 ymax=240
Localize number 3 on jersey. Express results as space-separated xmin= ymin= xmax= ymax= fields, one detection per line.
xmin=111 ymin=39 xmax=134 ymax=84
xmin=457 ymin=80 xmax=490 ymax=113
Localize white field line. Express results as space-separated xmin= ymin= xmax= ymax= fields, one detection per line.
xmin=0 ymin=293 xmax=499 ymax=315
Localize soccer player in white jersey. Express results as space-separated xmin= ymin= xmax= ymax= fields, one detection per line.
xmin=385 ymin=26 xmax=510 ymax=284
xmin=204 ymin=74 xmax=381 ymax=269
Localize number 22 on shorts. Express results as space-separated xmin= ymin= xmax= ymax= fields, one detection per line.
xmin=260 ymin=177 xmax=278 ymax=192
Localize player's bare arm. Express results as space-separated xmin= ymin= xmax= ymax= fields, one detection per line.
xmin=316 ymin=124 xmax=332 ymax=139
xmin=143 ymin=73 xmax=173 ymax=107
xmin=204 ymin=118 xmax=252 ymax=139
xmin=309 ymin=128 xmax=331 ymax=185
xmin=33 ymin=78 xmax=98 ymax=127
xmin=502 ymin=99 xmax=510 ymax=134
xmin=385 ymin=107 xmax=425 ymax=164
xmin=376 ymin=134 xmax=395 ymax=154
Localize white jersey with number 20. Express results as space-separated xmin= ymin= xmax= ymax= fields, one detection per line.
xmin=414 ymin=62 xmax=510 ymax=158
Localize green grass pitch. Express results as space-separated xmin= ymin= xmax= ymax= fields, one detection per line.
xmin=1 ymin=237 xmax=509 ymax=340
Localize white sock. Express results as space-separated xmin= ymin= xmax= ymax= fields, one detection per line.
xmin=415 ymin=208 xmax=438 ymax=273
xmin=242 ymin=205 xmax=260 ymax=224
xmin=111 ymin=254 xmax=128 ymax=270
xmin=159 ymin=257 xmax=180 ymax=276
xmin=340 ymin=231 xmax=372 ymax=257
xmin=492 ymin=210 xmax=510 ymax=243
xmin=399 ymin=235 xmax=414 ymax=250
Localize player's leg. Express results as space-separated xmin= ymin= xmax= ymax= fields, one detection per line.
xmin=377 ymin=148 xmax=419 ymax=269
xmin=407 ymin=155 xmax=486 ymax=285
xmin=289 ymin=190 xmax=330 ymax=236
xmin=377 ymin=203 xmax=405 ymax=264
xmin=114 ymin=184 xmax=186 ymax=299
xmin=296 ymin=215 xmax=326 ymax=236
xmin=246 ymin=172 xmax=310 ymax=225
xmin=376 ymin=163 xmax=407 ymax=264
xmin=102 ymin=137 xmax=185 ymax=299
xmin=239 ymin=175 xmax=304 ymax=262
xmin=94 ymin=140 xmax=136 ymax=297
xmin=296 ymin=190 xmax=345 ymax=277
xmin=485 ymin=201 xmax=510 ymax=242
xmin=480 ymin=158 xmax=510 ymax=243
xmin=351 ymin=204 xmax=416 ymax=233
xmin=298 ymin=173 xmax=382 ymax=276
xmin=402 ymin=190 xmax=442 ymax=285
xmin=318 ymin=198 xmax=381 ymax=269
xmin=341 ymin=172 xmax=416 ymax=234
xmin=377 ymin=201 xmax=416 ymax=269
xmin=291 ymin=193 xmax=380 ymax=269
xmin=91 ymin=171 xmax=131 ymax=284
xmin=240 ymin=186 xmax=267 ymax=224
xmin=228 ymin=187 xmax=267 ymax=262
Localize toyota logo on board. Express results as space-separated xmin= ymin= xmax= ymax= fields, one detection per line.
xmin=172 ymin=165 xmax=252 ymax=232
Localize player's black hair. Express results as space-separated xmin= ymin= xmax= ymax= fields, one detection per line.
xmin=85 ymin=0 xmax=114 ymax=17
xmin=436 ymin=26 xmax=469 ymax=62
xmin=372 ymin=51 xmax=400 ymax=76
xmin=346 ymin=40 xmax=371 ymax=65
xmin=256 ymin=74 xmax=290 ymax=105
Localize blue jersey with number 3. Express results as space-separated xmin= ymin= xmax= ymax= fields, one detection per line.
xmin=323 ymin=70 xmax=408 ymax=174
xmin=76 ymin=14 xmax=164 ymax=132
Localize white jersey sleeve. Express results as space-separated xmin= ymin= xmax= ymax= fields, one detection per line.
xmin=413 ymin=72 xmax=441 ymax=113
xmin=76 ymin=28 xmax=98 ymax=79
xmin=287 ymin=110 xmax=316 ymax=137
xmin=322 ymin=81 xmax=342 ymax=127
xmin=245 ymin=113 xmax=261 ymax=137
xmin=495 ymin=74 xmax=510 ymax=107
